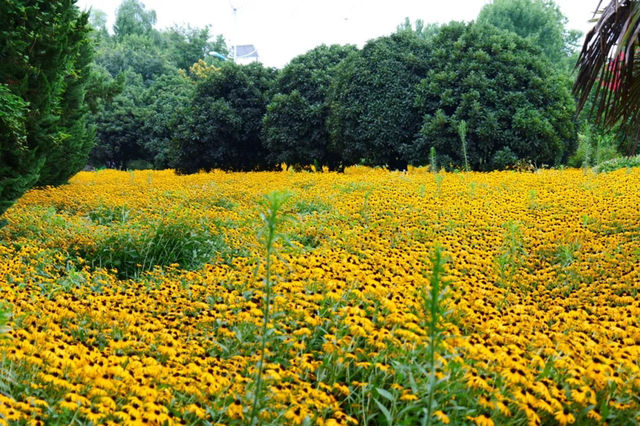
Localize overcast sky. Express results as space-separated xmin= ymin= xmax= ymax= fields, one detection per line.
xmin=76 ymin=0 xmax=599 ymax=68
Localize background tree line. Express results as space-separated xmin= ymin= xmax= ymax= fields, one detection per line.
xmin=88 ymin=0 xmax=617 ymax=174
xmin=1 ymin=0 xmax=629 ymax=223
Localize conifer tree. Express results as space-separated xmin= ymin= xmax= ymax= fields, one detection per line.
xmin=0 ymin=0 xmax=91 ymax=221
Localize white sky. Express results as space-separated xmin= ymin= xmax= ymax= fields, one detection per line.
xmin=77 ymin=0 xmax=599 ymax=68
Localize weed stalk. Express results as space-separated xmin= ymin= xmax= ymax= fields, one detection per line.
xmin=422 ymin=244 xmax=448 ymax=426
xmin=458 ymin=120 xmax=469 ymax=172
xmin=249 ymin=190 xmax=292 ymax=424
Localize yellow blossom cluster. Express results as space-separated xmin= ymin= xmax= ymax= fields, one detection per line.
xmin=0 ymin=167 xmax=639 ymax=424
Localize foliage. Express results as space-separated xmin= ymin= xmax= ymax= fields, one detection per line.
xmin=89 ymin=73 xmax=151 ymax=169
xmin=327 ymin=31 xmax=431 ymax=168
xmin=0 ymin=84 xmax=31 ymax=221
xmin=262 ymin=44 xmax=356 ymax=167
xmin=568 ymin=124 xmax=621 ymax=168
xmin=250 ymin=190 xmax=293 ymax=424
xmin=86 ymin=1 xmax=229 ymax=170
xmin=166 ymin=25 xmax=228 ymax=72
xmin=573 ymin=0 xmax=640 ymax=153
xmin=593 ymin=154 xmax=640 ymax=173
xmin=94 ymin=33 xmax=173 ymax=86
xmin=420 ymin=244 xmax=450 ymax=425
xmin=0 ymin=302 xmax=10 ymax=335
xmin=78 ymin=214 xmax=225 ymax=279
xmin=113 ymin=0 xmax=157 ymax=40
xmin=0 ymin=0 xmax=92 ymax=220
xmin=142 ymin=72 xmax=194 ymax=168
xmin=37 ymin=19 xmax=96 ymax=187
xmin=477 ymin=0 xmax=581 ymax=68
xmin=406 ymin=22 xmax=577 ymax=170
xmin=174 ymin=62 xmax=277 ymax=172
xmin=458 ymin=120 xmax=469 ymax=172
xmin=397 ymin=18 xmax=441 ymax=40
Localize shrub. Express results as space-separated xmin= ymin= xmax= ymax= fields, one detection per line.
xmin=262 ymin=44 xmax=356 ymax=167
xmin=593 ymin=155 xmax=640 ymax=173
xmin=327 ymin=31 xmax=431 ymax=168
xmin=406 ymin=22 xmax=577 ymax=170
xmin=78 ymin=216 xmax=225 ymax=279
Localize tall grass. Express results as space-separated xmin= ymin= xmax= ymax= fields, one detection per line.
xmin=78 ymin=215 xmax=225 ymax=279
xmin=421 ymin=244 xmax=449 ymax=426
xmin=249 ymin=190 xmax=293 ymax=425
xmin=0 ymin=302 xmax=10 ymax=336
xmin=430 ymin=146 xmax=437 ymax=174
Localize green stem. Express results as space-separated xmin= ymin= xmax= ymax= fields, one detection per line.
xmin=249 ymin=208 xmax=277 ymax=425
xmin=425 ymin=245 xmax=444 ymax=426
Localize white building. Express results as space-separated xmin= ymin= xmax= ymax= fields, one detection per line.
xmin=234 ymin=44 xmax=259 ymax=65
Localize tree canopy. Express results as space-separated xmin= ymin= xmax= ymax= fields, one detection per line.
xmin=174 ymin=62 xmax=277 ymax=173
xmin=406 ymin=22 xmax=577 ymax=170
xmin=477 ymin=0 xmax=581 ymax=67
xmin=262 ymin=44 xmax=356 ymax=167
xmin=327 ymin=32 xmax=431 ymax=168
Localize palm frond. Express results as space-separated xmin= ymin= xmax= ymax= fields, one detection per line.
xmin=573 ymin=0 xmax=640 ymax=152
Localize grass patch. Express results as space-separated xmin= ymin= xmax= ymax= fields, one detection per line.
xmin=594 ymin=155 xmax=640 ymax=173
xmin=294 ymin=199 xmax=331 ymax=215
xmin=77 ymin=215 xmax=227 ymax=279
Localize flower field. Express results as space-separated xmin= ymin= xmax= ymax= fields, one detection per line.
xmin=1 ymin=167 xmax=639 ymax=425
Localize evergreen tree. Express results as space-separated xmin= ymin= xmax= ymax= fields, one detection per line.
xmin=38 ymin=15 xmax=96 ymax=186
xmin=0 ymin=0 xmax=91 ymax=221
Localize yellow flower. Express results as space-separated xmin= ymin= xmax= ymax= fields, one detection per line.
xmin=554 ymin=408 xmax=575 ymax=425
xmin=399 ymin=393 xmax=418 ymax=402
xmin=227 ymin=401 xmax=244 ymax=420
xmin=467 ymin=414 xmax=494 ymax=426
xmin=434 ymin=410 xmax=450 ymax=424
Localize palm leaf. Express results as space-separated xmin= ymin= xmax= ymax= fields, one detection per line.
xmin=573 ymin=0 xmax=640 ymax=152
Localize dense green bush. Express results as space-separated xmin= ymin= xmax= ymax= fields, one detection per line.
xmin=262 ymin=44 xmax=356 ymax=167
xmin=405 ymin=22 xmax=577 ymax=170
xmin=327 ymin=32 xmax=431 ymax=168
xmin=174 ymin=62 xmax=277 ymax=173
xmin=0 ymin=0 xmax=92 ymax=221
xmin=79 ymin=216 xmax=225 ymax=279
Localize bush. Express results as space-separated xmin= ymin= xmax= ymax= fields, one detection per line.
xmin=78 ymin=216 xmax=225 ymax=279
xmin=174 ymin=62 xmax=277 ymax=173
xmin=593 ymin=155 xmax=640 ymax=173
xmin=492 ymin=147 xmax=519 ymax=170
xmin=262 ymin=44 xmax=356 ymax=167
xmin=327 ymin=32 xmax=431 ymax=168
xmin=568 ymin=125 xmax=621 ymax=168
xmin=406 ymin=22 xmax=577 ymax=170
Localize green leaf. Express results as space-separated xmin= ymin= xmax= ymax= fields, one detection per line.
xmin=373 ymin=398 xmax=393 ymax=424
xmin=376 ymin=387 xmax=395 ymax=401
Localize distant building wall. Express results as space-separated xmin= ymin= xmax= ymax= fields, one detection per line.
xmin=234 ymin=44 xmax=259 ymax=64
